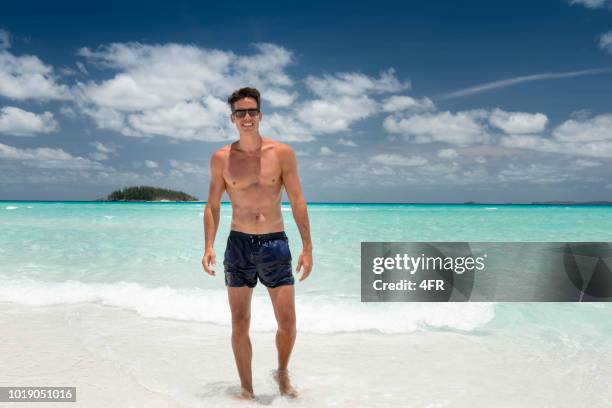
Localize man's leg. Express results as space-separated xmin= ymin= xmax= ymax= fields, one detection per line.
xmin=267 ymin=284 xmax=298 ymax=397
xmin=228 ymin=286 xmax=255 ymax=398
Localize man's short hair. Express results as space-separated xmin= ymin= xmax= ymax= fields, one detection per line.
xmin=227 ymin=87 xmax=261 ymax=111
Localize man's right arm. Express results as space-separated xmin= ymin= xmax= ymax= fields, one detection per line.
xmin=202 ymin=150 xmax=226 ymax=276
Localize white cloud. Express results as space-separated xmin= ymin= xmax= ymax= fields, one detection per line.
xmin=291 ymin=69 xmax=410 ymax=135
xmin=264 ymin=89 xmax=298 ymax=108
xmin=383 ymin=110 xmax=490 ymax=145
xmin=337 ymin=138 xmax=357 ymax=147
xmin=500 ymin=134 xmax=612 ymax=158
xmin=89 ymin=141 xmax=117 ymax=154
xmin=370 ymin=153 xmax=428 ymax=167
xmin=0 ymin=38 xmax=70 ymax=100
xmin=144 ymin=160 xmax=158 ymax=168
xmin=88 ymin=152 xmax=108 ymax=161
xmin=0 ymin=107 xmax=58 ymax=136
xmin=0 ymin=142 xmax=103 ymax=170
xmin=75 ymin=42 xmax=297 ymax=141
xmin=297 ymin=95 xmax=378 ymax=134
xmin=168 ymin=158 xmax=208 ymax=175
xmin=87 ymin=141 xmax=119 ymax=161
xmin=569 ymin=0 xmax=612 ymax=8
xmin=319 ymin=146 xmax=333 ymax=156
xmin=381 ymin=95 xmax=435 ymax=112
xmin=488 ymin=108 xmax=548 ymax=134
xmin=497 ymin=163 xmax=575 ymax=184
xmin=59 ymin=106 xmax=77 ymax=119
xmin=437 ymin=148 xmax=459 ymax=160
xmin=553 ymin=113 xmax=612 ymax=142
xmin=575 ymin=159 xmax=601 ymax=167
xmin=305 ymin=68 xmax=409 ymax=99
xmin=127 ymin=98 xmax=231 ymax=141
xmin=599 ymin=30 xmax=612 ymax=54
xmin=259 ymin=112 xmax=314 ymax=142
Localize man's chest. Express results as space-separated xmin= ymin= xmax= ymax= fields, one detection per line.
xmin=224 ymin=153 xmax=282 ymax=190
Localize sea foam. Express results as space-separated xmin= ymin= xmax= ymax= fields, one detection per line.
xmin=0 ymin=277 xmax=495 ymax=334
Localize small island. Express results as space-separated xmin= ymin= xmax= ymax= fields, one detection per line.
xmin=101 ymin=186 xmax=199 ymax=202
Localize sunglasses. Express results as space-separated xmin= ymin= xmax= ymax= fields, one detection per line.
xmin=232 ymin=109 xmax=260 ymax=118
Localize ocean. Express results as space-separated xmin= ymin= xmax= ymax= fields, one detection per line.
xmin=1 ymin=201 xmax=611 ymax=407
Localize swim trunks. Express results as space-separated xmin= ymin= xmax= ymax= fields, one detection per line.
xmin=224 ymin=230 xmax=294 ymax=288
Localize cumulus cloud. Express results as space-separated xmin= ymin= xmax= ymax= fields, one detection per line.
xmin=553 ymin=113 xmax=612 ymax=142
xmin=0 ymin=142 xmax=103 ymax=170
xmin=296 ymin=95 xmax=379 ymax=134
xmin=497 ymin=163 xmax=576 ymax=184
xmin=599 ymin=30 xmax=612 ymax=54
xmin=370 ymin=153 xmax=428 ymax=167
xmin=168 ymin=158 xmax=208 ymax=175
xmin=319 ymin=146 xmax=334 ymax=156
xmin=488 ymin=108 xmax=548 ymax=134
xmin=337 ymin=138 xmax=357 ymax=147
xmin=290 ymin=69 xmax=410 ymax=136
xmin=437 ymin=148 xmax=459 ymax=160
xmin=383 ymin=109 xmax=490 ymax=145
xmin=144 ymin=160 xmax=158 ymax=168
xmin=259 ymin=112 xmax=314 ymax=142
xmin=0 ymin=34 xmax=70 ymax=100
xmin=87 ymin=141 xmax=118 ymax=161
xmin=305 ymin=68 xmax=409 ymax=99
xmin=75 ymin=42 xmax=297 ymax=141
xmin=0 ymin=107 xmax=58 ymax=136
xmin=569 ymin=0 xmax=612 ymax=8
xmin=381 ymin=95 xmax=435 ymax=112
xmin=500 ymin=134 xmax=612 ymax=158
xmin=89 ymin=141 xmax=117 ymax=154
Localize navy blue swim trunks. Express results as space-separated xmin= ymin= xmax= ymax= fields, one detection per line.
xmin=224 ymin=230 xmax=294 ymax=288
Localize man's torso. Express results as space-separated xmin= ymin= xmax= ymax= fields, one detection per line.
xmin=218 ymin=137 xmax=285 ymax=234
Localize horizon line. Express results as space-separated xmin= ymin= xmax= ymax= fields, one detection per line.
xmin=2 ymin=200 xmax=612 ymax=205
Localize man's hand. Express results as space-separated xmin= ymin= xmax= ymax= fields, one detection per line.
xmin=202 ymin=248 xmax=217 ymax=276
xmin=296 ymin=249 xmax=313 ymax=281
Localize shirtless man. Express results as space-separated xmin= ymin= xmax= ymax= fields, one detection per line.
xmin=201 ymin=87 xmax=313 ymax=400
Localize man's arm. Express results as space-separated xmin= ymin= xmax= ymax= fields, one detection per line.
xmin=202 ymin=150 xmax=226 ymax=276
xmin=279 ymin=144 xmax=313 ymax=281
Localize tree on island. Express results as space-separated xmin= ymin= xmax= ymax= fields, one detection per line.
xmin=106 ymin=185 xmax=199 ymax=201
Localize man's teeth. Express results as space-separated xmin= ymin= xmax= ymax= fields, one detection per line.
xmin=243 ymin=123 xmax=253 ymax=127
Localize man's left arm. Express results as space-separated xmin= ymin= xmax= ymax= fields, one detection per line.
xmin=279 ymin=144 xmax=313 ymax=281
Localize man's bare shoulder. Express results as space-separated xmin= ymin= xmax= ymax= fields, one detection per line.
xmin=264 ymin=138 xmax=295 ymax=160
xmin=211 ymin=143 xmax=234 ymax=161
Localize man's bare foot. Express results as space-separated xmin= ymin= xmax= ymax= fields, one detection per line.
xmin=233 ymin=387 xmax=255 ymax=400
xmin=273 ymin=369 xmax=298 ymax=398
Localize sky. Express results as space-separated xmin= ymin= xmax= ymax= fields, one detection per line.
xmin=1 ymin=0 xmax=612 ymax=202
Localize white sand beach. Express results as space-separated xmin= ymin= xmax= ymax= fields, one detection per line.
xmin=2 ymin=302 xmax=610 ymax=407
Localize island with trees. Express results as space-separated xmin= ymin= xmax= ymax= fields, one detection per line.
xmin=101 ymin=186 xmax=199 ymax=202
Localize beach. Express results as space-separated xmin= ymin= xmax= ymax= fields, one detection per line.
xmin=1 ymin=202 xmax=612 ymax=407
xmin=3 ymin=301 xmax=611 ymax=407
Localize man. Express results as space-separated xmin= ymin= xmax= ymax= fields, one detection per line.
xmin=202 ymin=87 xmax=313 ymax=400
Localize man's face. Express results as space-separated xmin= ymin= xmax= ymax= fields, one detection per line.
xmin=230 ymin=97 xmax=262 ymax=133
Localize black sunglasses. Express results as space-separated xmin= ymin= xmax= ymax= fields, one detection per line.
xmin=232 ymin=109 xmax=260 ymax=118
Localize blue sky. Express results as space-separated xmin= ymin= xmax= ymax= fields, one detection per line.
xmin=1 ymin=0 xmax=612 ymax=202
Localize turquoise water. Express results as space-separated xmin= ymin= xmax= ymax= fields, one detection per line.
xmin=1 ymin=201 xmax=611 ymax=338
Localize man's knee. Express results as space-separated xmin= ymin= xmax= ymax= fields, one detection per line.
xmin=232 ymin=313 xmax=251 ymax=336
xmin=277 ymin=312 xmax=296 ymax=333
